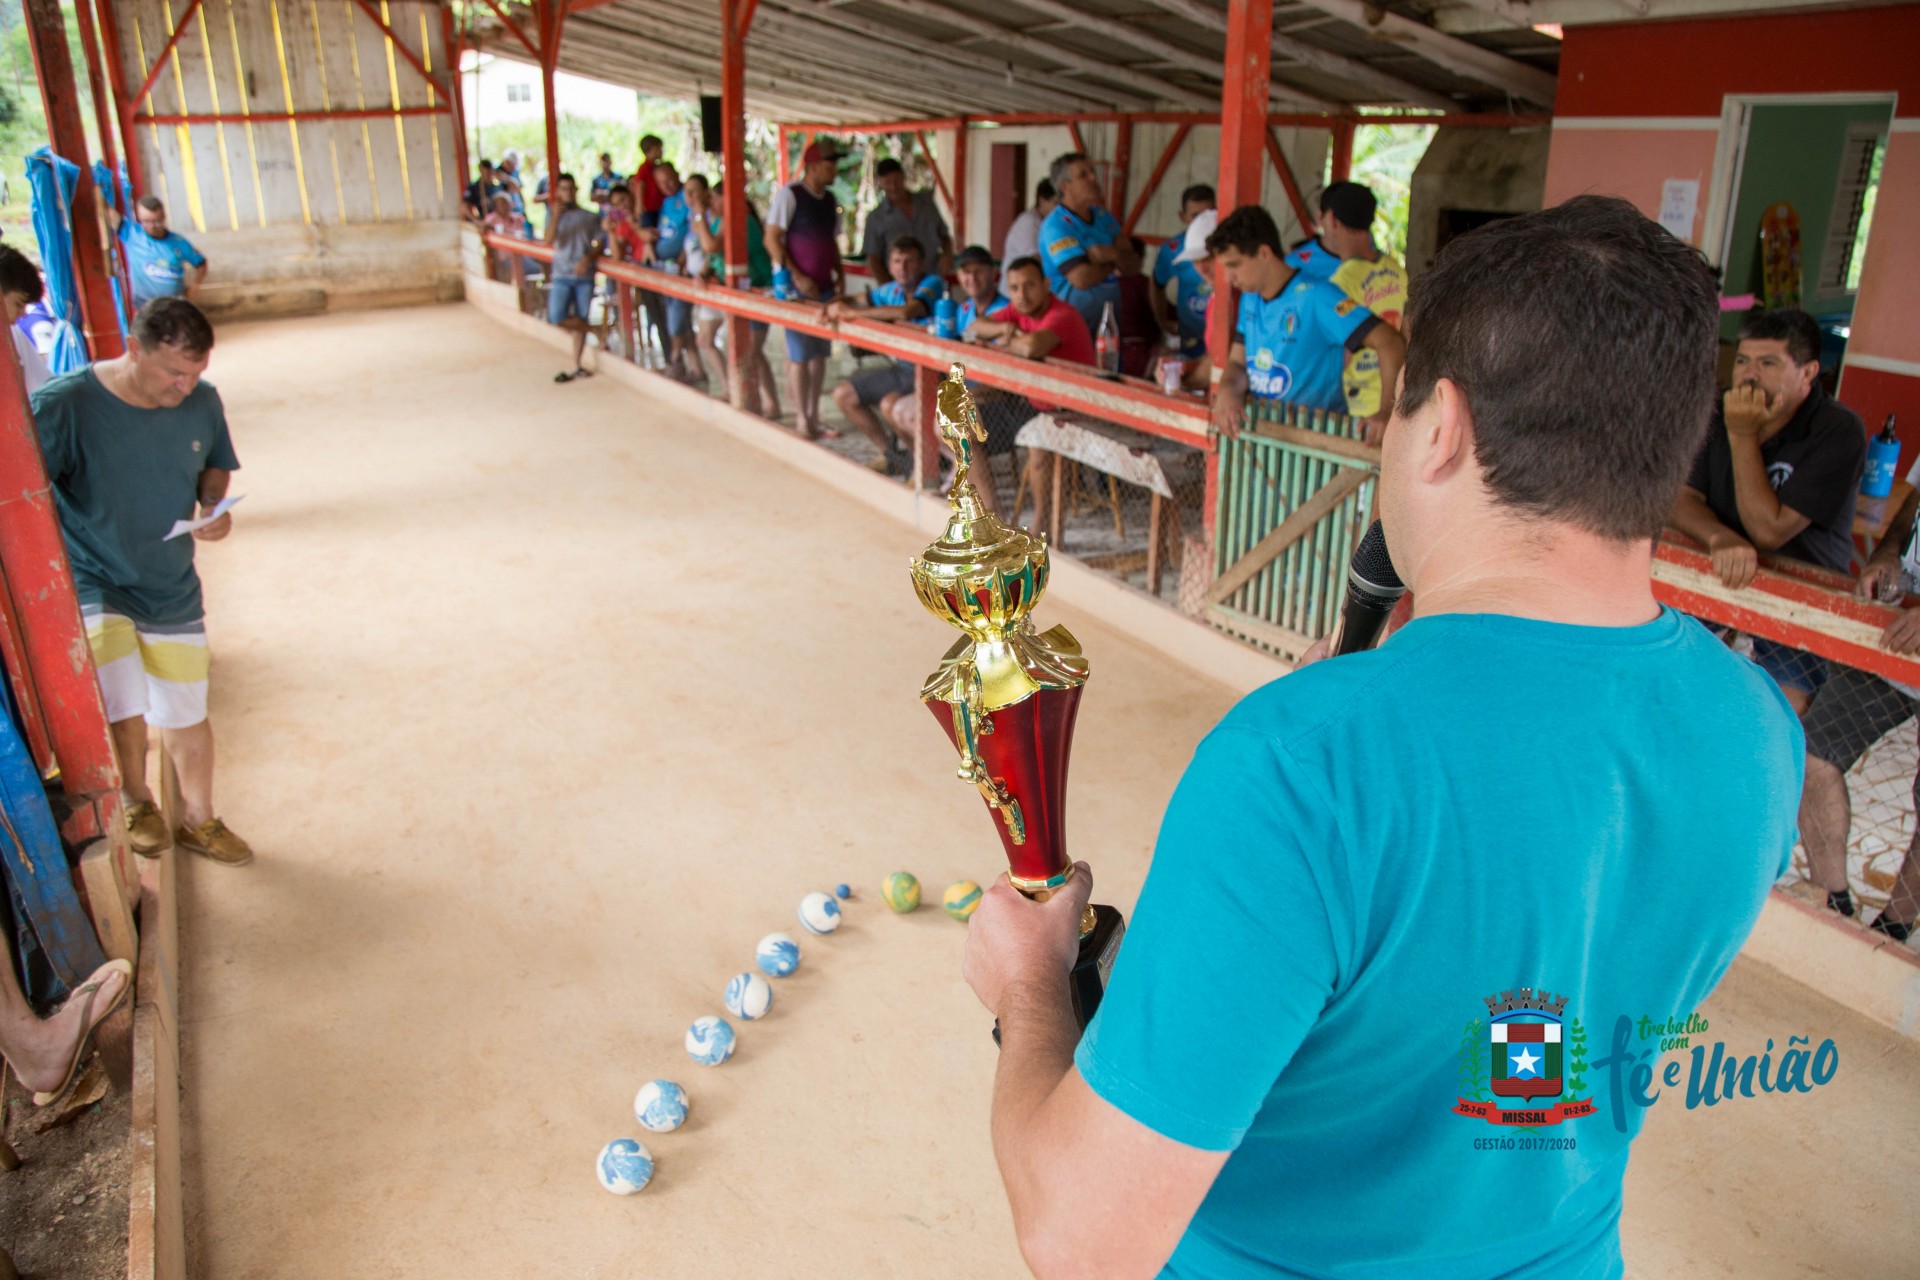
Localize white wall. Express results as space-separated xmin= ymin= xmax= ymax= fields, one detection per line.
xmin=460 ymin=53 xmax=641 ymax=128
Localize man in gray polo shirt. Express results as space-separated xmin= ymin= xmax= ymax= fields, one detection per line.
xmin=861 ymin=158 xmax=952 ymax=282
xmin=546 ymin=173 xmax=607 ymax=383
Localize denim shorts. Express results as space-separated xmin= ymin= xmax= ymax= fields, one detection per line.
xmin=547 ymin=275 xmax=593 ymax=324
xmin=666 ymin=295 xmax=695 ymax=337
xmin=785 ymin=329 xmax=832 ymax=362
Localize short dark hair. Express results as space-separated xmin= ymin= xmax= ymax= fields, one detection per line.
xmin=1399 ymin=194 xmax=1719 ymax=541
xmin=1048 ymin=152 xmax=1088 ymax=190
xmin=556 ymin=172 xmax=576 ymax=187
xmin=131 ymin=296 xmax=214 ymax=357
xmin=1006 ymin=255 xmax=1044 ymax=280
xmin=1206 ymin=205 xmax=1282 ymax=259
xmin=685 ymin=172 xmax=710 ymax=191
xmin=0 ymin=245 xmax=43 ymax=304
xmin=875 ymin=158 xmax=904 ymax=179
xmin=640 ymin=134 xmax=663 ymax=152
xmin=1035 ymin=179 xmax=1056 ymax=202
xmin=1179 ymin=183 xmax=1215 ymax=209
xmin=888 ymin=234 xmax=927 ymax=260
xmin=1737 ymin=308 xmax=1822 ymax=367
xmin=136 ymin=194 xmax=164 ymax=214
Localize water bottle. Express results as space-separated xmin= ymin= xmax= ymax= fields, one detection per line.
xmin=933 ymin=297 xmax=958 ymax=341
xmin=772 ymin=266 xmax=794 ymax=300
xmin=1864 ymin=414 xmax=1900 ymax=498
xmin=1096 ymin=300 xmax=1120 ymax=378
xmin=1158 ymin=331 xmax=1183 ymax=395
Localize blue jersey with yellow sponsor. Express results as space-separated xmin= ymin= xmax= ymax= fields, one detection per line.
xmin=1284 ymin=237 xmax=1339 ymax=282
xmin=119 ymin=222 xmax=206 ymax=309
xmin=1236 ymin=274 xmax=1373 ymax=411
xmin=869 ymin=272 xmax=946 ymax=327
xmin=1039 ymin=202 xmax=1122 ymax=334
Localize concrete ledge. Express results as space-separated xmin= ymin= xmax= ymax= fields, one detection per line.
xmin=461 ymin=290 xmax=1920 ymax=1041
xmin=128 ymin=842 xmax=183 ymax=1280
xmin=1746 ymin=887 xmax=1920 ymax=1040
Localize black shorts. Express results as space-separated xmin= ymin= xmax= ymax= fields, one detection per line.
xmin=1802 ymin=664 xmax=1920 ymax=791
xmin=849 ymin=360 xmax=917 ymax=408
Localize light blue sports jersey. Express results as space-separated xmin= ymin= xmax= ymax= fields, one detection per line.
xmin=1153 ymin=237 xmax=1183 ymax=289
xmin=118 ymin=222 xmax=206 ymax=309
xmin=655 ymin=190 xmax=690 ymax=261
xmin=1039 ymin=202 xmax=1122 ymax=335
xmin=1285 ymin=236 xmax=1339 ymax=281
xmin=1171 ymin=261 xmax=1210 ymax=359
xmin=958 ymin=292 xmax=1009 ymax=333
xmin=868 ymin=272 xmax=945 ymax=327
xmin=1076 ymin=607 xmax=1800 ymax=1280
xmin=1236 ymin=275 xmax=1373 ymax=411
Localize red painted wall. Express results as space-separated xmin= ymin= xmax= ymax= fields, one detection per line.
xmin=1558 ymin=7 xmax=1920 ymax=118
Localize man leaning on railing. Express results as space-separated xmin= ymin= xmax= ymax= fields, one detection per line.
xmin=1797 ymin=470 xmax=1920 ymax=942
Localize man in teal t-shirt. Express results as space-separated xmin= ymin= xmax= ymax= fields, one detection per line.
xmin=960 ymin=197 xmax=1801 ymax=1279
xmin=33 ymin=298 xmax=253 ymax=868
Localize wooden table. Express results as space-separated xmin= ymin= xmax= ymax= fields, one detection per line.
xmin=1854 ymin=478 xmax=1915 ymax=557
xmin=1013 ymin=414 xmax=1193 ymax=595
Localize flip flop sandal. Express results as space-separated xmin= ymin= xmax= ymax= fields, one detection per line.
xmin=30 ymin=958 xmax=134 ymax=1107
xmin=554 ymin=370 xmax=576 ymax=383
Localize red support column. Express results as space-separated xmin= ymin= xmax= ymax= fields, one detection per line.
xmin=24 ymin=0 xmax=123 ymax=359
xmin=443 ymin=6 xmax=470 ymax=207
xmin=535 ymin=0 xmax=562 ymax=195
xmin=776 ymin=125 xmax=790 ymax=185
xmin=1329 ymin=119 xmax=1355 ymax=183
xmin=951 ymin=117 xmax=968 ymax=248
xmin=92 ymin=0 xmax=142 ymax=197
xmin=1209 ymin=0 xmax=1272 ymax=543
xmin=1109 ymin=114 xmax=1132 ymax=218
xmin=720 ymin=0 xmax=754 ymax=410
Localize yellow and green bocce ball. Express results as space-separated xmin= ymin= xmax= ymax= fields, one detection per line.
xmin=943 ymin=879 xmax=983 ymax=921
xmin=882 ymin=871 xmax=921 ymax=913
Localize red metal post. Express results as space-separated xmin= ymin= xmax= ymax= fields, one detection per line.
xmin=69 ymin=0 xmax=117 ymax=181
xmin=536 ymin=0 xmax=562 ymax=195
xmin=720 ymin=0 xmax=754 ymax=409
xmin=1067 ymin=121 xmax=1087 ymax=157
xmin=1329 ymin=119 xmax=1355 ymax=183
xmin=1210 ymin=0 xmax=1272 ymax=541
xmin=24 ymin=0 xmax=124 ymax=359
xmin=776 ymin=125 xmax=790 ymax=185
xmin=1109 ymin=114 xmax=1132 ymax=216
xmin=443 ymin=6 xmax=470 ymax=208
xmin=951 ymin=117 xmax=968 ymax=248
xmin=1123 ymin=123 xmax=1191 ymax=236
xmin=92 ymin=0 xmax=143 ymax=196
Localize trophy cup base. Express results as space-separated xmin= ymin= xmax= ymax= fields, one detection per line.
xmin=993 ymin=903 xmax=1125 ymax=1047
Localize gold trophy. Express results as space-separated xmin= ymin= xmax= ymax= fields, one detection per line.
xmin=910 ymin=365 xmax=1124 ymax=1033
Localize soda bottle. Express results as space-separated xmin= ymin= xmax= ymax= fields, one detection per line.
xmin=1096 ymin=301 xmax=1120 ymax=378
xmin=1864 ymin=413 xmax=1900 ymax=499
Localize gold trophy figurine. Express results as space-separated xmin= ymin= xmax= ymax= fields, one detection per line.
xmin=909 ymin=364 xmax=1125 ymax=1034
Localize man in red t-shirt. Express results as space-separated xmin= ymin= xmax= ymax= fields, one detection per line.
xmin=963 ymin=255 xmax=1096 ymax=522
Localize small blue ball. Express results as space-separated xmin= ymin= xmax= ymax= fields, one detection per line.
xmin=633 ymin=1080 xmax=689 ymax=1133
xmin=835 ymin=883 xmax=851 ymax=899
xmin=596 ymin=1138 xmax=655 ymax=1195
xmin=756 ymin=932 xmax=801 ymax=978
xmin=685 ymin=1015 xmax=736 ymax=1066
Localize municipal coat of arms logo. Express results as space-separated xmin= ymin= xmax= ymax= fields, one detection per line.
xmin=1453 ymin=987 xmax=1595 ymax=1128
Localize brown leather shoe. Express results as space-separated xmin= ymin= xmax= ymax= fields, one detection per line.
xmin=174 ymin=817 xmax=254 ymax=866
xmin=124 ymin=801 xmax=169 ymax=857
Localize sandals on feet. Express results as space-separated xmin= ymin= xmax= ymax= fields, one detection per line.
xmin=554 ymin=368 xmax=593 ymax=383
xmin=29 ymin=958 xmax=134 ymax=1107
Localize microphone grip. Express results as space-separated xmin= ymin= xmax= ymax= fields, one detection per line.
xmin=1330 ymin=585 xmax=1399 ymax=656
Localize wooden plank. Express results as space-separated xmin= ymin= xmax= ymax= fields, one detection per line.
xmin=1207 ymin=603 xmax=1315 ymax=660
xmin=128 ymin=847 xmax=184 ymax=1280
xmin=230 ymin=0 xmax=310 ymax=223
xmin=119 ymin=0 xmax=198 ymax=226
xmin=388 ymin=1 xmax=439 ymax=221
xmin=1206 ymin=464 xmax=1370 ymax=606
xmin=1245 ymin=416 xmax=1382 ymax=466
xmin=270 ymin=0 xmax=340 ymax=224
xmin=197 ymin=0 xmax=265 ymax=226
xmin=347 ymin=0 xmax=408 ymax=219
xmin=163 ymin=0 xmax=240 ymax=230
xmin=77 ymin=838 xmax=137 ymax=966
xmin=406 ymin=0 xmax=456 ymax=218
xmin=312 ymin=0 xmax=378 ymax=221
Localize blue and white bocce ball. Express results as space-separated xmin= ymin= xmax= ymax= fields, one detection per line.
xmin=834 ymin=883 xmax=851 ymax=899
xmin=724 ymin=971 xmax=774 ymax=1021
xmin=596 ymin=1138 xmax=655 ymax=1195
xmin=798 ymin=891 xmax=843 ymax=935
xmin=633 ymin=1079 xmax=689 ymax=1133
xmin=756 ymin=931 xmax=801 ymax=978
xmin=686 ymin=1015 xmax=737 ymax=1066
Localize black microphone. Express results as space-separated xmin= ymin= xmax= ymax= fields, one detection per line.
xmin=1328 ymin=521 xmax=1406 ymax=656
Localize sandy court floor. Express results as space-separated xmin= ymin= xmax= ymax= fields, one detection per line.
xmin=175 ymin=304 xmax=1918 ymax=1278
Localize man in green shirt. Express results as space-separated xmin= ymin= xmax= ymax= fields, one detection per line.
xmin=32 ymin=298 xmax=253 ymax=866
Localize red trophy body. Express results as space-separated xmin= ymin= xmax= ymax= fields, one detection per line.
xmin=910 ymin=366 xmax=1124 ymax=1032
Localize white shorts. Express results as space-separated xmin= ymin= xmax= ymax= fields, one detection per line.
xmin=84 ymin=607 xmax=210 ymax=730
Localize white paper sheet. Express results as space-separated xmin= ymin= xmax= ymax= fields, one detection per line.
xmin=1659 ymin=179 xmax=1700 ymax=241
xmin=164 ymin=495 xmax=244 ymax=541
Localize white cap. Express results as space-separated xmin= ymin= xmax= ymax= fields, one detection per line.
xmin=1175 ymin=209 xmax=1218 ymax=265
